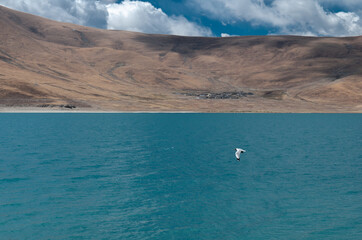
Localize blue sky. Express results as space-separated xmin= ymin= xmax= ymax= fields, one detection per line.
xmin=1 ymin=0 xmax=362 ymax=37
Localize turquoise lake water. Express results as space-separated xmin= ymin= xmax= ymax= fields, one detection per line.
xmin=0 ymin=114 xmax=361 ymax=239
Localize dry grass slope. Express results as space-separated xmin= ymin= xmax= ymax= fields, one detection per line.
xmin=0 ymin=5 xmax=361 ymax=112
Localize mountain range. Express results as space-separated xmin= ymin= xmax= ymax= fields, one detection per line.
xmin=0 ymin=5 xmax=361 ymax=112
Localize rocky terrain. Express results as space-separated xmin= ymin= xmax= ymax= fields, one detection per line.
xmin=0 ymin=5 xmax=361 ymax=112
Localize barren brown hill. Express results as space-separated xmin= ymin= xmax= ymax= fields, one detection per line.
xmin=0 ymin=5 xmax=361 ymax=112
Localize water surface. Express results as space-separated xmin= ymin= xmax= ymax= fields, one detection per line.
xmin=0 ymin=114 xmax=361 ymax=239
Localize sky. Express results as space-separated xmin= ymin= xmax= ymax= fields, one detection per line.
xmin=1 ymin=0 xmax=362 ymax=37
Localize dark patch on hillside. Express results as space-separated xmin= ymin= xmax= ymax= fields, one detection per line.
xmin=73 ymin=30 xmax=92 ymax=47
xmin=28 ymin=26 xmax=44 ymax=37
xmin=0 ymin=55 xmax=13 ymax=63
xmin=134 ymin=35 xmax=226 ymax=57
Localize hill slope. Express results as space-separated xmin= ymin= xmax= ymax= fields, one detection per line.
xmin=0 ymin=5 xmax=361 ymax=112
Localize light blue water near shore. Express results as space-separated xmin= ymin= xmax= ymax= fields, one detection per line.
xmin=0 ymin=114 xmax=361 ymax=239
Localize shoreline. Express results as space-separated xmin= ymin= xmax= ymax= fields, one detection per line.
xmin=0 ymin=107 xmax=359 ymax=114
xmin=0 ymin=107 xmax=197 ymax=113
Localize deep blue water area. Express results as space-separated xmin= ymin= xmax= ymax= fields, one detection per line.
xmin=0 ymin=114 xmax=361 ymax=239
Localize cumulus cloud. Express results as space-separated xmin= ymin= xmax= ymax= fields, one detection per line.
xmin=192 ymin=0 xmax=362 ymax=36
xmin=0 ymin=0 xmax=109 ymax=28
xmin=221 ymin=33 xmax=238 ymax=37
xmin=2 ymin=0 xmax=361 ymax=37
xmin=106 ymin=1 xmax=212 ymax=36
xmin=0 ymin=0 xmax=211 ymax=36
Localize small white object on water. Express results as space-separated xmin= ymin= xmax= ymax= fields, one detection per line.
xmin=235 ymin=148 xmax=246 ymax=160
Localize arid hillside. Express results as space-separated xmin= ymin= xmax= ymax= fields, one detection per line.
xmin=0 ymin=5 xmax=361 ymax=112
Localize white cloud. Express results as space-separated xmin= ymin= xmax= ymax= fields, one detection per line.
xmin=192 ymin=0 xmax=362 ymax=36
xmin=0 ymin=0 xmax=212 ymax=36
xmin=106 ymin=1 xmax=212 ymax=36
xmin=2 ymin=0 xmax=360 ymax=37
xmin=221 ymin=33 xmax=238 ymax=37
xmin=0 ymin=0 xmax=109 ymax=28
